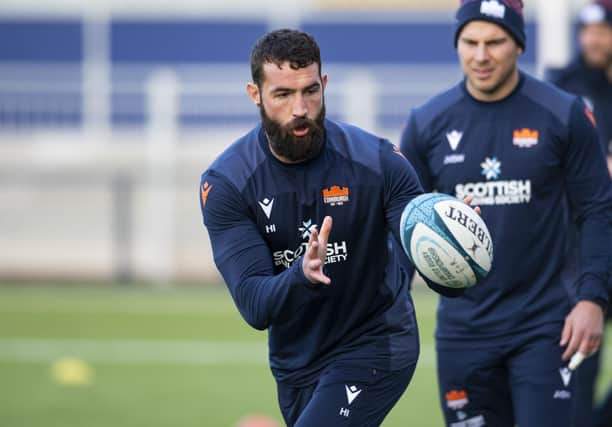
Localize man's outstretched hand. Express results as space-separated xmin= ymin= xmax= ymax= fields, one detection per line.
xmin=302 ymin=216 xmax=332 ymax=285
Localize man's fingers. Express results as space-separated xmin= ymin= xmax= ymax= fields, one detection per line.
xmin=562 ymin=329 xmax=583 ymax=360
xmin=308 ymin=239 xmax=319 ymax=258
xmin=463 ymin=196 xmax=481 ymax=215
xmin=567 ymin=341 xmax=600 ymax=372
xmin=560 ymin=318 xmax=571 ymax=347
xmin=309 ymin=228 xmax=319 ymax=244
xmin=569 ymin=352 xmax=586 ymax=371
xmin=319 ymin=216 xmax=333 ymax=243
xmin=581 ymin=336 xmax=602 ymax=356
xmin=307 ymin=259 xmax=322 ymax=270
xmin=302 ymin=217 xmax=333 ymax=285
xmin=586 ymin=338 xmax=601 ymax=353
xmin=305 ymin=261 xmax=331 ymax=285
xmin=317 ymin=273 xmax=331 ymax=286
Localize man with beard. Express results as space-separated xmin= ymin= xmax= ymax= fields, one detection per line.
xmin=400 ymin=1 xmax=612 ymax=426
xmin=199 ymin=29 xmax=433 ymax=426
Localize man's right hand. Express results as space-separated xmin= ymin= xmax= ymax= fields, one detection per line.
xmin=302 ymin=216 xmax=332 ymax=285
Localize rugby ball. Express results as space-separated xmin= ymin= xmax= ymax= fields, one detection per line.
xmin=399 ymin=193 xmax=493 ymax=288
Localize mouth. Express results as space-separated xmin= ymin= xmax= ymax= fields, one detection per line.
xmin=292 ymin=126 xmax=310 ymax=137
xmin=473 ymin=68 xmax=494 ymax=79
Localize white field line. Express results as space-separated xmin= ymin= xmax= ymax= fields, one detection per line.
xmin=0 ymin=302 xmax=233 ymax=315
xmin=0 ymin=339 xmax=268 ymax=365
xmin=0 ymin=338 xmax=438 ymax=367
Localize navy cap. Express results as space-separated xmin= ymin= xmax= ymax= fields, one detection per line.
xmin=455 ymin=0 xmax=526 ymax=50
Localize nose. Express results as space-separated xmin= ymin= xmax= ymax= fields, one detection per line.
xmin=474 ymin=43 xmax=489 ymax=62
xmin=292 ymin=94 xmax=307 ymax=118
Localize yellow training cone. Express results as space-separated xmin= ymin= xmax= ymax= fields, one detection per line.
xmin=51 ymin=357 xmax=94 ymax=386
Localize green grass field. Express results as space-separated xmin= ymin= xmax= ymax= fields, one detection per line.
xmin=0 ymin=283 xmax=610 ymax=427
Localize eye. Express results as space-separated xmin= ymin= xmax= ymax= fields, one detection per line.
xmin=306 ymin=86 xmax=319 ymax=95
xmin=274 ymin=92 xmax=289 ymax=99
xmin=461 ymin=39 xmax=477 ymax=47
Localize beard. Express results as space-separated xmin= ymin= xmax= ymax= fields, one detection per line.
xmin=260 ymin=102 xmax=326 ymax=163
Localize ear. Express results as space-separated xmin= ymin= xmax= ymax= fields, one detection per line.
xmin=321 ymin=73 xmax=328 ymax=90
xmin=246 ymin=83 xmax=261 ymax=106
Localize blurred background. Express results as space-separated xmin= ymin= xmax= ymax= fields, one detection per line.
xmin=0 ymin=0 xmax=609 ymax=426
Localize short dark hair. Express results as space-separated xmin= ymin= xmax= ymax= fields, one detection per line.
xmin=250 ymin=29 xmax=322 ymax=87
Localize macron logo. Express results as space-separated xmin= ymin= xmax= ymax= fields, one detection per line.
xmin=258 ymin=197 xmax=274 ymax=219
xmin=446 ymin=130 xmax=463 ymax=151
xmin=559 ymin=368 xmax=572 ymax=387
xmin=481 ymin=0 xmax=506 ymax=18
xmin=345 ymin=385 xmax=362 ymax=405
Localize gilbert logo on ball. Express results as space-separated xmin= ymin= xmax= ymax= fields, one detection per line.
xmin=400 ymin=193 xmax=493 ymax=288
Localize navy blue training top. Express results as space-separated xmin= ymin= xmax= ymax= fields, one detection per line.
xmin=548 ymin=56 xmax=612 ymax=156
xmin=200 ymin=119 xmax=423 ymax=386
xmin=400 ymin=71 xmax=612 ymax=343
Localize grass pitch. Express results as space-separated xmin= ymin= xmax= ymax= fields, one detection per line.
xmin=0 ymin=283 xmax=609 ymax=427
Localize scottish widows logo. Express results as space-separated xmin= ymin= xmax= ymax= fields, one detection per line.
xmin=455 ymin=156 xmax=531 ymax=206
xmin=480 ymin=157 xmax=502 ymax=180
xmin=298 ymin=219 xmax=317 ymax=240
xmin=272 ymin=220 xmax=349 ymax=268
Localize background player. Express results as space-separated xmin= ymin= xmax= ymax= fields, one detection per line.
xmin=548 ymin=2 xmax=612 ymax=425
xmin=199 ymin=28 xmax=443 ymax=426
xmin=548 ymin=0 xmax=612 ymax=177
xmin=400 ymin=1 xmax=612 ymax=426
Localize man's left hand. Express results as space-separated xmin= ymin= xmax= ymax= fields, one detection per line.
xmin=560 ymin=300 xmax=604 ymax=364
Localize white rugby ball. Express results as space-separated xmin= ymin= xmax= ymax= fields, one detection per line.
xmin=399 ymin=193 xmax=493 ymax=288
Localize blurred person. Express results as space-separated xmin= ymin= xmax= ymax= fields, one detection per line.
xmin=400 ymin=1 xmax=612 ymax=426
xmin=548 ymin=2 xmax=612 ymax=426
xmin=198 ymin=28 xmax=453 ymax=426
xmin=548 ymin=0 xmax=612 ymax=177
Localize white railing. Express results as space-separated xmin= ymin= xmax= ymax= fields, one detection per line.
xmin=0 ymin=63 xmax=466 ymax=136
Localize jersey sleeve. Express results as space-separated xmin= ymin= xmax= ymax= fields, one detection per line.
xmin=380 ymin=140 xmax=423 ymax=247
xmin=399 ymin=112 xmax=435 ymax=192
xmin=200 ymin=171 xmax=321 ymax=331
xmin=379 ymin=141 xmax=422 ymax=281
xmin=564 ymin=99 xmax=612 ymax=309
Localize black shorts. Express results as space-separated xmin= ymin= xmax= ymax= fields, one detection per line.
xmin=436 ymin=330 xmax=574 ymax=427
xmin=276 ymin=361 xmax=416 ymax=427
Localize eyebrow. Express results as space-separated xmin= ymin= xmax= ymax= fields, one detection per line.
xmin=270 ymin=81 xmax=321 ymax=94
xmin=461 ymin=35 xmax=509 ymax=44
